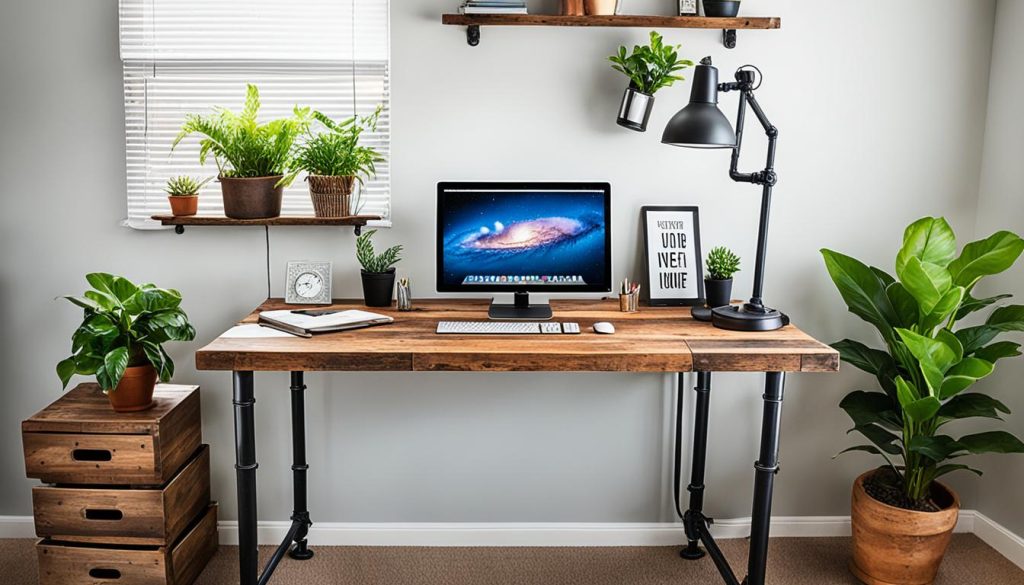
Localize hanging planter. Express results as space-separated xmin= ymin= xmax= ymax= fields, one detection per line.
xmin=616 ymin=85 xmax=655 ymax=132
xmin=608 ymin=32 xmax=693 ymax=133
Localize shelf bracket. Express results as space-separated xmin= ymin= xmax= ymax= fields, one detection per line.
xmin=174 ymin=225 xmax=185 ymax=234
xmin=354 ymin=225 xmax=363 ymax=236
xmin=722 ymin=29 xmax=737 ymax=49
xmin=466 ymin=24 xmax=480 ymax=46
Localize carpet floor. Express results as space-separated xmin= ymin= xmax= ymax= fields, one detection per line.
xmin=2 ymin=534 xmax=1022 ymax=584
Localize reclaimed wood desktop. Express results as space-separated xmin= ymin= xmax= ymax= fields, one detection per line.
xmin=196 ymin=298 xmax=838 ymax=585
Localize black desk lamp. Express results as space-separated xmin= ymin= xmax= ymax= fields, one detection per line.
xmin=661 ymin=57 xmax=789 ymax=331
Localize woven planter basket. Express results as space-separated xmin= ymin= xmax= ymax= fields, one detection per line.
xmin=307 ymin=175 xmax=355 ymax=218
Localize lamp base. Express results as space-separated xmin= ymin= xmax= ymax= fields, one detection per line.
xmin=691 ymin=306 xmax=713 ymax=322
xmin=711 ymin=302 xmax=789 ymax=331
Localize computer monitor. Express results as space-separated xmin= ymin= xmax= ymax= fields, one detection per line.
xmin=437 ymin=181 xmax=612 ymax=320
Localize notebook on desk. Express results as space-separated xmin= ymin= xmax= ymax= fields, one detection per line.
xmin=257 ymin=309 xmax=393 ymax=338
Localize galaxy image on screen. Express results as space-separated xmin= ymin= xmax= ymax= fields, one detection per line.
xmin=440 ymin=191 xmax=607 ymax=287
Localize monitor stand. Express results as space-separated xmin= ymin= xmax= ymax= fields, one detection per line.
xmin=488 ymin=291 xmax=553 ymax=321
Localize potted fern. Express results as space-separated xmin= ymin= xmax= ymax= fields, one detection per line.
xmin=57 ymin=274 xmax=195 ymax=412
xmin=292 ymin=107 xmax=383 ymax=218
xmin=822 ymin=217 xmax=1024 ymax=585
xmin=173 ymin=84 xmax=311 ymax=219
xmin=164 ymin=175 xmax=212 ymax=217
xmin=609 ymin=31 xmax=693 ymax=132
xmin=356 ymin=229 xmax=403 ymax=307
xmin=705 ymin=246 xmax=740 ymax=308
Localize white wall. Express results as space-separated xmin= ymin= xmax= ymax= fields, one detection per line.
xmin=0 ymin=0 xmax=999 ymax=525
xmin=972 ymin=0 xmax=1024 ymax=538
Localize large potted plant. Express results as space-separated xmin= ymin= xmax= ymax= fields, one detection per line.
xmin=822 ymin=217 xmax=1024 ymax=585
xmin=705 ymin=246 xmax=740 ymax=308
xmin=57 ymin=273 xmax=196 ymax=412
xmin=292 ymin=107 xmax=383 ymax=218
xmin=609 ymin=31 xmax=693 ymax=132
xmin=356 ymin=229 xmax=402 ymax=307
xmin=173 ymin=84 xmax=310 ymax=219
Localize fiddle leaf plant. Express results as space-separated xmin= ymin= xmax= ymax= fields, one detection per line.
xmin=608 ymin=31 xmax=694 ymax=95
xmin=57 ymin=273 xmax=196 ymax=392
xmin=822 ymin=217 xmax=1024 ymax=509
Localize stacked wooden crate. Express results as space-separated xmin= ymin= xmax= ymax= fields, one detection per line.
xmin=22 ymin=384 xmax=217 ymax=585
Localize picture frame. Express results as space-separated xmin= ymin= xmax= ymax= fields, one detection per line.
xmin=641 ymin=206 xmax=704 ymax=306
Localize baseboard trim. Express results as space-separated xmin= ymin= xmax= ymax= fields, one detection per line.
xmin=0 ymin=511 xmax=1019 ymax=568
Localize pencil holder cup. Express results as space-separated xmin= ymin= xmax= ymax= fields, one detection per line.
xmin=397 ymin=279 xmax=413 ymax=311
xmin=619 ymin=292 xmax=638 ymax=312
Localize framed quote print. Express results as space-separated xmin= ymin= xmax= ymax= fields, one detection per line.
xmin=641 ymin=206 xmax=704 ymax=306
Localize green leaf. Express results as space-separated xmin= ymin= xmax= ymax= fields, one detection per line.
xmin=62 ymin=295 xmax=102 ymax=311
xmin=908 ymin=435 xmax=967 ymax=462
xmin=56 ymin=357 xmax=77 ymax=389
xmin=831 ymin=340 xmax=894 ymax=377
xmin=958 ymin=305 xmax=1024 ymax=354
xmin=905 ymin=396 xmax=942 ymax=423
xmin=947 ymin=231 xmax=1024 ymax=290
xmin=920 ymin=286 xmax=964 ymax=332
xmin=929 ymin=464 xmax=983 ymax=481
xmin=84 ymin=290 xmax=118 ymax=311
xmin=896 ymin=217 xmax=957 ymax=273
xmin=895 ymin=375 xmax=920 ymax=406
xmin=973 ymin=341 xmax=1021 ymax=363
xmin=839 ymin=390 xmax=901 ymax=429
xmin=848 ymin=424 xmax=903 ymax=455
xmin=102 ymin=347 xmax=129 ymax=390
xmin=86 ymin=272 xmax=118 ymax=298
xmin=938 ymin=393 xmax=1009 ymax=421
xmin=821 ymin=249 xmax=899 ymax=343
xmin=835 ymin=445 xmax=885 ymax=458
xmin=939 ymin=357 xmax=994 ymax=399
xmin=896 ymin=328 xmax=959 ymax=373
xmin=123 ymin=288 xmax=182 ymax=314
xmin=897 ymin=257 xmax=952 ymax=316
xmin=955 ymin=294 xmax=1012 ymax=321
xmin=885 ymin=282 xmax=919 ymax=328
xmin=958 ymin=431 xmax=1024 ymax=455
xmin=142 ymin=342 xmax=173 ymax=382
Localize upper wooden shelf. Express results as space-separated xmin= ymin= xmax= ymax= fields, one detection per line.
xmin=441 ymin=14 xmax=781 ymax=48
xmin=151 ymin=214 xmax=381 ymax=235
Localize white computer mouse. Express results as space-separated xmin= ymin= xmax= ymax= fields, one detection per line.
xmin=593 ymin=322 xmax=615 ymax=334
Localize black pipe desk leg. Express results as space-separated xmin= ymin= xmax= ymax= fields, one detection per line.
xmin=681 ymin=371 xmax=712 ymax=560
xmin=233 ymin=371 xmax=259 ymax=585
xmin=746 ymin=372 xmax=786 ymax=585
xmin=289 ymin=371 xmax=315 ymax=560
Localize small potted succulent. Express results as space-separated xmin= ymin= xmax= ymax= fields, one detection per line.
xmin=57 ymin=273 xmax=196 ymax=412
xmin=702 ymin=0 xmax=740 ymax=17
xmin=705 ymin=246 xmax=740 ymax=308
xmin=292 ymin=107 xmax=383 ymax=218
xmin=609 ymin=31 xmax=693 ymax=132
xmin=164 ymin=175 xmax=211 ymax=217
xmin=822 ymin=217 xmax=1024 ymax=585
xmin=173 ymin=84 xmax=311 ymax=219
xmin=356 ymin=229 xmax=403 ymax=307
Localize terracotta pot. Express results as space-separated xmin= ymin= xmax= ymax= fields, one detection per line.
xmin=584 ymin=0 xmax=617 ymax=15
xmin=168 ymin=195 xmax=198 ymax=217
xmin=219 ymin=175 xmax=284 ymax=219
xmin=850 ymin=469 xmax=959 ymax=585
xmin=106 ymin=364 xmax=158 ymax=413
xmin=307 ymin=175 xmax=355 ymax=218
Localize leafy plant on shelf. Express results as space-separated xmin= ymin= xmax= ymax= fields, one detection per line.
xmin=608 ymin=31 xmax=694 ymax=95
xmin=57 ymin=273 xmax=196 ymax=392
xmin=172 ymin=83 xmax=311 ymax=186
xmin=356 ymin=229 xmax=402 ymax=273
xmin=822 ymin=217 xmax=1024 ymax=509
xmin=706 ymin=246 xmax=741 ymax=280
xmin=292 ymin=107 xmax=384 ymax=181
xmin=164 ymin=175 xmax=212 ymax=197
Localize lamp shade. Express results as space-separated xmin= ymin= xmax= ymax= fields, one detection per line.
xmin=662 ymin=58 xmax=736 ymax=148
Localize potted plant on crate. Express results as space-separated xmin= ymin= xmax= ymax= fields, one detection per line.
xmin=173 ymin=84 xmax=311 ymax=219
xmin=609 ymin=31 xmax=693 ymax=132
xmin=356 ymin=229 xmax=402 ymax=307
xmin=822 ymin=217 xmax=1024 ymax=585
xmin=164 ymin=175 xmax=212 ymax=217
xmin=705 ymin=246 xmax=740 ymax=308
xmin=292 ymin=107 xmax=383 ymax=218
xmin=57 ymin=273 xmax=196 ymax=412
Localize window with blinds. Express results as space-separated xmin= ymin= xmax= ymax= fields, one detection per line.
xmin=118 ymin=0 xmax=391 ymax=228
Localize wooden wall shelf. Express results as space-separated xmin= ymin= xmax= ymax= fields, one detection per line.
xmin=441 ymin=14 xmax=781 ymax=48
xmin=151 ymin=214 xmax=381 ymax=235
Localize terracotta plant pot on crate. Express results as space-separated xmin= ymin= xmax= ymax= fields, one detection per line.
xmin=308 ymin=175 xmax=355 ymax=218
xmin=850 ymin=469 xmax=959 ymax=585
xmin=219 ymin=175 xmax=284 ymax=219
xmin=167 ymin=195 xmax=198 ymax=217
xmin=106 ymin=364 xmax=158 ymax=413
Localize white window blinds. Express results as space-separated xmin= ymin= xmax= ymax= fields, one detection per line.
xmin=118 ymin=0 xmax=391 ymax=228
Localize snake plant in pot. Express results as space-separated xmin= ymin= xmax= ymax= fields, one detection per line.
xmin=356 ymin=229 xmax=403 ymax=307
xmin=822 ymin=217 xmax=1024 ymax=585
xmin=173 ymin=84 xmax=311 ymax=219
xmin=57 ymin=274 xmax=195 ymax=412
xmin=609 ymin=31 xmax=693 ymax=132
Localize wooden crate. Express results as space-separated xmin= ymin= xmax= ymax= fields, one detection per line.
xmin=23 ymin=384 xmax=201 ymax=486
xmin=32 ymin=445 xmax=210 ymax=546
xmin=37 ymin=504 xmax=218 ymax=585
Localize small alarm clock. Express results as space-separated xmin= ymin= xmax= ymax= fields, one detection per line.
xmin=285 ymin=261 xmax=332 ymax=305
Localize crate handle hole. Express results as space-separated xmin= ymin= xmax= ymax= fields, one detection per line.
xmin=72 ymin=449 xmax=112 ymax=462
xmin=88 ymin=568 xmax=122 ymax=580
xmin=85 ymin=508 xmax=124 ymax=521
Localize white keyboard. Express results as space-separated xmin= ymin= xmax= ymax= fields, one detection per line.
xmin=436 ymin=321 xmax=581 ymax=335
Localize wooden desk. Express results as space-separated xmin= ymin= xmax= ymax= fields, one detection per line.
xmin=196 ymin=299 xmax=838 ymax=585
